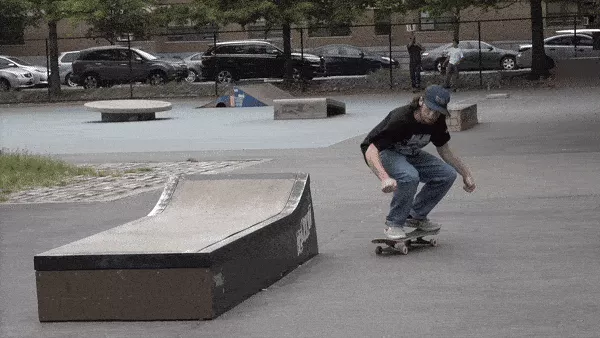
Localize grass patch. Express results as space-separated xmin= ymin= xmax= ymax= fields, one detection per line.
xmin=123 ymin=167 xmax=153 ymax=174
xmin=0 ymin=150 xmax=98 ymax=200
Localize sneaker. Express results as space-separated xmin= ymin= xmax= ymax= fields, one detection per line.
xmin=405 ymin=218 xmax=441 ymax=231
xmin=384 ymin=226 xmax=407 ymax=240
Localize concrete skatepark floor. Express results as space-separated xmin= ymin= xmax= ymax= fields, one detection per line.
xmin=1 ymin=87 xmax=600 ymax=337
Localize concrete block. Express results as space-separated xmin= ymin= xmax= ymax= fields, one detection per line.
xmin=447 ymin=103 xmax=478 ymax=132
xmin=273 ymin=98 xmax=345 ymax=120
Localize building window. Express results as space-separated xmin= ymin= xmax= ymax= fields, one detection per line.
xmin=419 ymin=12 xmax=454 ymax=31
xmin=0 ymin=16 xmax=25 ymax=45
xmin=166 ymin=20 xmax=218 ymax=42
xmin=308 ymin=23 xmax=351 ymax=37
xmin=545 ymin=1 xmax=580 ymax=27
xmin=374 ymin=10 xmax=391 ymax=36
xmin=247 ymin=19 xmax=283 ymax=40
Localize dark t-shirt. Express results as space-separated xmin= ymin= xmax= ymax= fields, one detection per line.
xmin=407 ymin=43 xmax=422 ymax=64
xmin=360 ymin=104 xmax=450 ymax=162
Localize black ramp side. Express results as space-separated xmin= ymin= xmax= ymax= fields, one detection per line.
xmin=34 ymin=173 xmax=318 ymax=321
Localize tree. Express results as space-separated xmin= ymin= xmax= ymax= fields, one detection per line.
xmin=27 ymin=0 xmax=73 ymax=96
xmin=187 ymin=0 xmax=365 ymax=82
xmin=69 ymin=0 xmax=160 ymax=45
xmin=0 ymin=0 xmax=36 ymax=45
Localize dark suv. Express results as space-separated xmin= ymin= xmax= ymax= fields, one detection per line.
xmin=71 ymin=46 xmax=188 ymax=89
xmin=199 ymin=40 xmax=325 ymax=83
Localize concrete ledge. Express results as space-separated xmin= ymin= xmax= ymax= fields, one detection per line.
xmin=447 ymin=103 xmax=478 ymax=132
xmin=273 ymin=97 xmax=345 ymax=120
xmin=84 ymin=100 xmax=172 ymax=122
xmin=34 ymin=173 xmax=318 ymax=321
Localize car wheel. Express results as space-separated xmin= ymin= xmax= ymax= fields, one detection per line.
xmin=216 ymin=70 xmax=234 ymax=84
xmin=185 ymin=70 xmax=198 ymax=83
xmin=546 ymin=56 xmax=555 ymax=70
xmin=436 ymin=59 xmax=446 ymax=73
xmin=65 ymin=73 xmax=78 ymax=87
xmin=82 ymin=74 xmax=99 ymax=89
xmin=292 ymin=68 xmax=302 ymax=81
xmin=148 ymin=72 xmax=167 ymax=86
xmin=501 ymin=56 xmax=516 ymax=70
xmin=0 ymin=79 xmax=10 ymax=92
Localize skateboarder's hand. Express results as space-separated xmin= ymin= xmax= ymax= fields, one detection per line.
xmin=381 ymin=178 xmax=397 ymax=193
xmin=463 ymin=175 xmax=476 ymax=193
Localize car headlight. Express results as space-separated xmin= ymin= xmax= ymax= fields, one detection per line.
xmin=517 ymin=53 xmax=521 ymax=57
xmin=422 ymin=52 xmax=429 ymax=56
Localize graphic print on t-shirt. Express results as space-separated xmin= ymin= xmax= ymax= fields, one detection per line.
xmin=396 ymin=134 xmax=431 ymax=155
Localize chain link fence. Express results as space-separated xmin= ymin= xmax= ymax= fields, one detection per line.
xmin=1 ymin=14 xmax=598 ymax=103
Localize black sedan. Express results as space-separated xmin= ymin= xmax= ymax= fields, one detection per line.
xmin=310 ymin=44 xmax=399 ymax=76
xmin=421 ymin=40 xmax=518 ymax=72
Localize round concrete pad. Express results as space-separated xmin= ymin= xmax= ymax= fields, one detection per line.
xmin=40 ymin=178 xmax=295 ymax=255
xmin=84 ymin=100 xmax=172 ymax=114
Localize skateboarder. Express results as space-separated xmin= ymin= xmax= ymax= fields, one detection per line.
xmin=360 ymin=85 xmax=476 ymax=240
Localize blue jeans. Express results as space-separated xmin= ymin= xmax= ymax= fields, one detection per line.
xmin=380 ymin=148 xmax=457 ymax=227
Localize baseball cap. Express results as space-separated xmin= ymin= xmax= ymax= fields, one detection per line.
xmin=423 ymin=85 xmax=450 ymax=116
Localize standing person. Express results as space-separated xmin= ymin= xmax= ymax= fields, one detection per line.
xmin=443 ymin=39 xmax=463 ymax=90
xmin=407 ymin=33 xmax=424 ymax=91
xmin=360 ymin=85 xmax=476 ymax=240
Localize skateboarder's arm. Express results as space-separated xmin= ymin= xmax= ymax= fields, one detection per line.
xmin=437 ymin=143 xmax=476 ymax=193
xmin=365 ymin=143 xmax=397 ymax=193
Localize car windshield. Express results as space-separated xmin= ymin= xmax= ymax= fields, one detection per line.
xmin=135 ymin=49 xmax=158 ymax=60
xmin=7 ymin=57 xmax=32 ymax=66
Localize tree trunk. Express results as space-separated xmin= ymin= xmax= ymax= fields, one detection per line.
xmin=452 ymin=7 xmax=460 ymax=42
xmin=48 ymin=20 xmax=61 ymax=97
xmin=282 ymin=21 xmax=293 ymax=83
xmin=529 ymin=0 xmax=549 ymax=79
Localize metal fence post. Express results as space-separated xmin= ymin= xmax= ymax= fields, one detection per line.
xmin=45 ymin=39 xmax=51 ymax=102
xmin=388 ymin=29 xmax=393 ymax=89
xmin=300 ymin=27 xmax=306 ymax=92
xmin=213 ymin=31 xmax=218 ymax=97
xmin=478 ymin=21 xmax=483 ymax=88
xmin=128 ymin=34 xmax=133 ymax=99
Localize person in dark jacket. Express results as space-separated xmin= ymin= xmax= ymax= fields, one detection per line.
xmin=407 ymin=33 xmax=424 ymax=91
xmin=360 ymin=85 xmax=476 ymax=239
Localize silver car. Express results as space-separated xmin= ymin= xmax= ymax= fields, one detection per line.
xmin=183 ymin=52 xmax=203 ymax=82
xmin=0 ymin=55 xmax=49 ymax=86
xmin=421 ymin=40 xmax=518 ymax=72
xmin=516 ymin=34 xmax=597 ymax=69
xmin=58 ymin=51 xmax=80 ymax=87
xmin=0 ymin=61 xmax=35 ymax=91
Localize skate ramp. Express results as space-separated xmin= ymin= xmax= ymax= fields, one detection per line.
xmin=34 ymin=173 xmax=318 ymax=321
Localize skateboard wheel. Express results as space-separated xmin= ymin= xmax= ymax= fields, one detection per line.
xmin=430 ymin=238 xmax=438 ymax=247
xmin=400 ymin=245 xmax=408 ymax=255
xmin=375 ymin=246 xmax=383 ymax=255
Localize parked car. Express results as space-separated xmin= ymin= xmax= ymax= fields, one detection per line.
xmin=71 ymin=46 xmax=189 ymax=89
xmin=199 ymin=40 xmax=325 ymax=83
xmin=58 ymin=50 xmax=80 ymax=87
xmin=421 ymin=40 xmax=518 ymax=72
xmin=310 ymin=44 xmax=398 ymax=76
xmin=183 ymin=52 xmax=204 ymax=82
xmin=0 ymin=55 xmax=49 ymax=86
xmin=0 ymin=60 xmax=35 ymax=91
xmin=516 ymin=33 xmax=597 ymax=69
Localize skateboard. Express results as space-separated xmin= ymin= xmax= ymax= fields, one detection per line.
xmin=371 ymin=229 xmax=440 ymax=255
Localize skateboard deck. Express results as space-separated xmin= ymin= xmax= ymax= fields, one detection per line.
xmin=371 ymin=229 xmax=440 ymax=255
